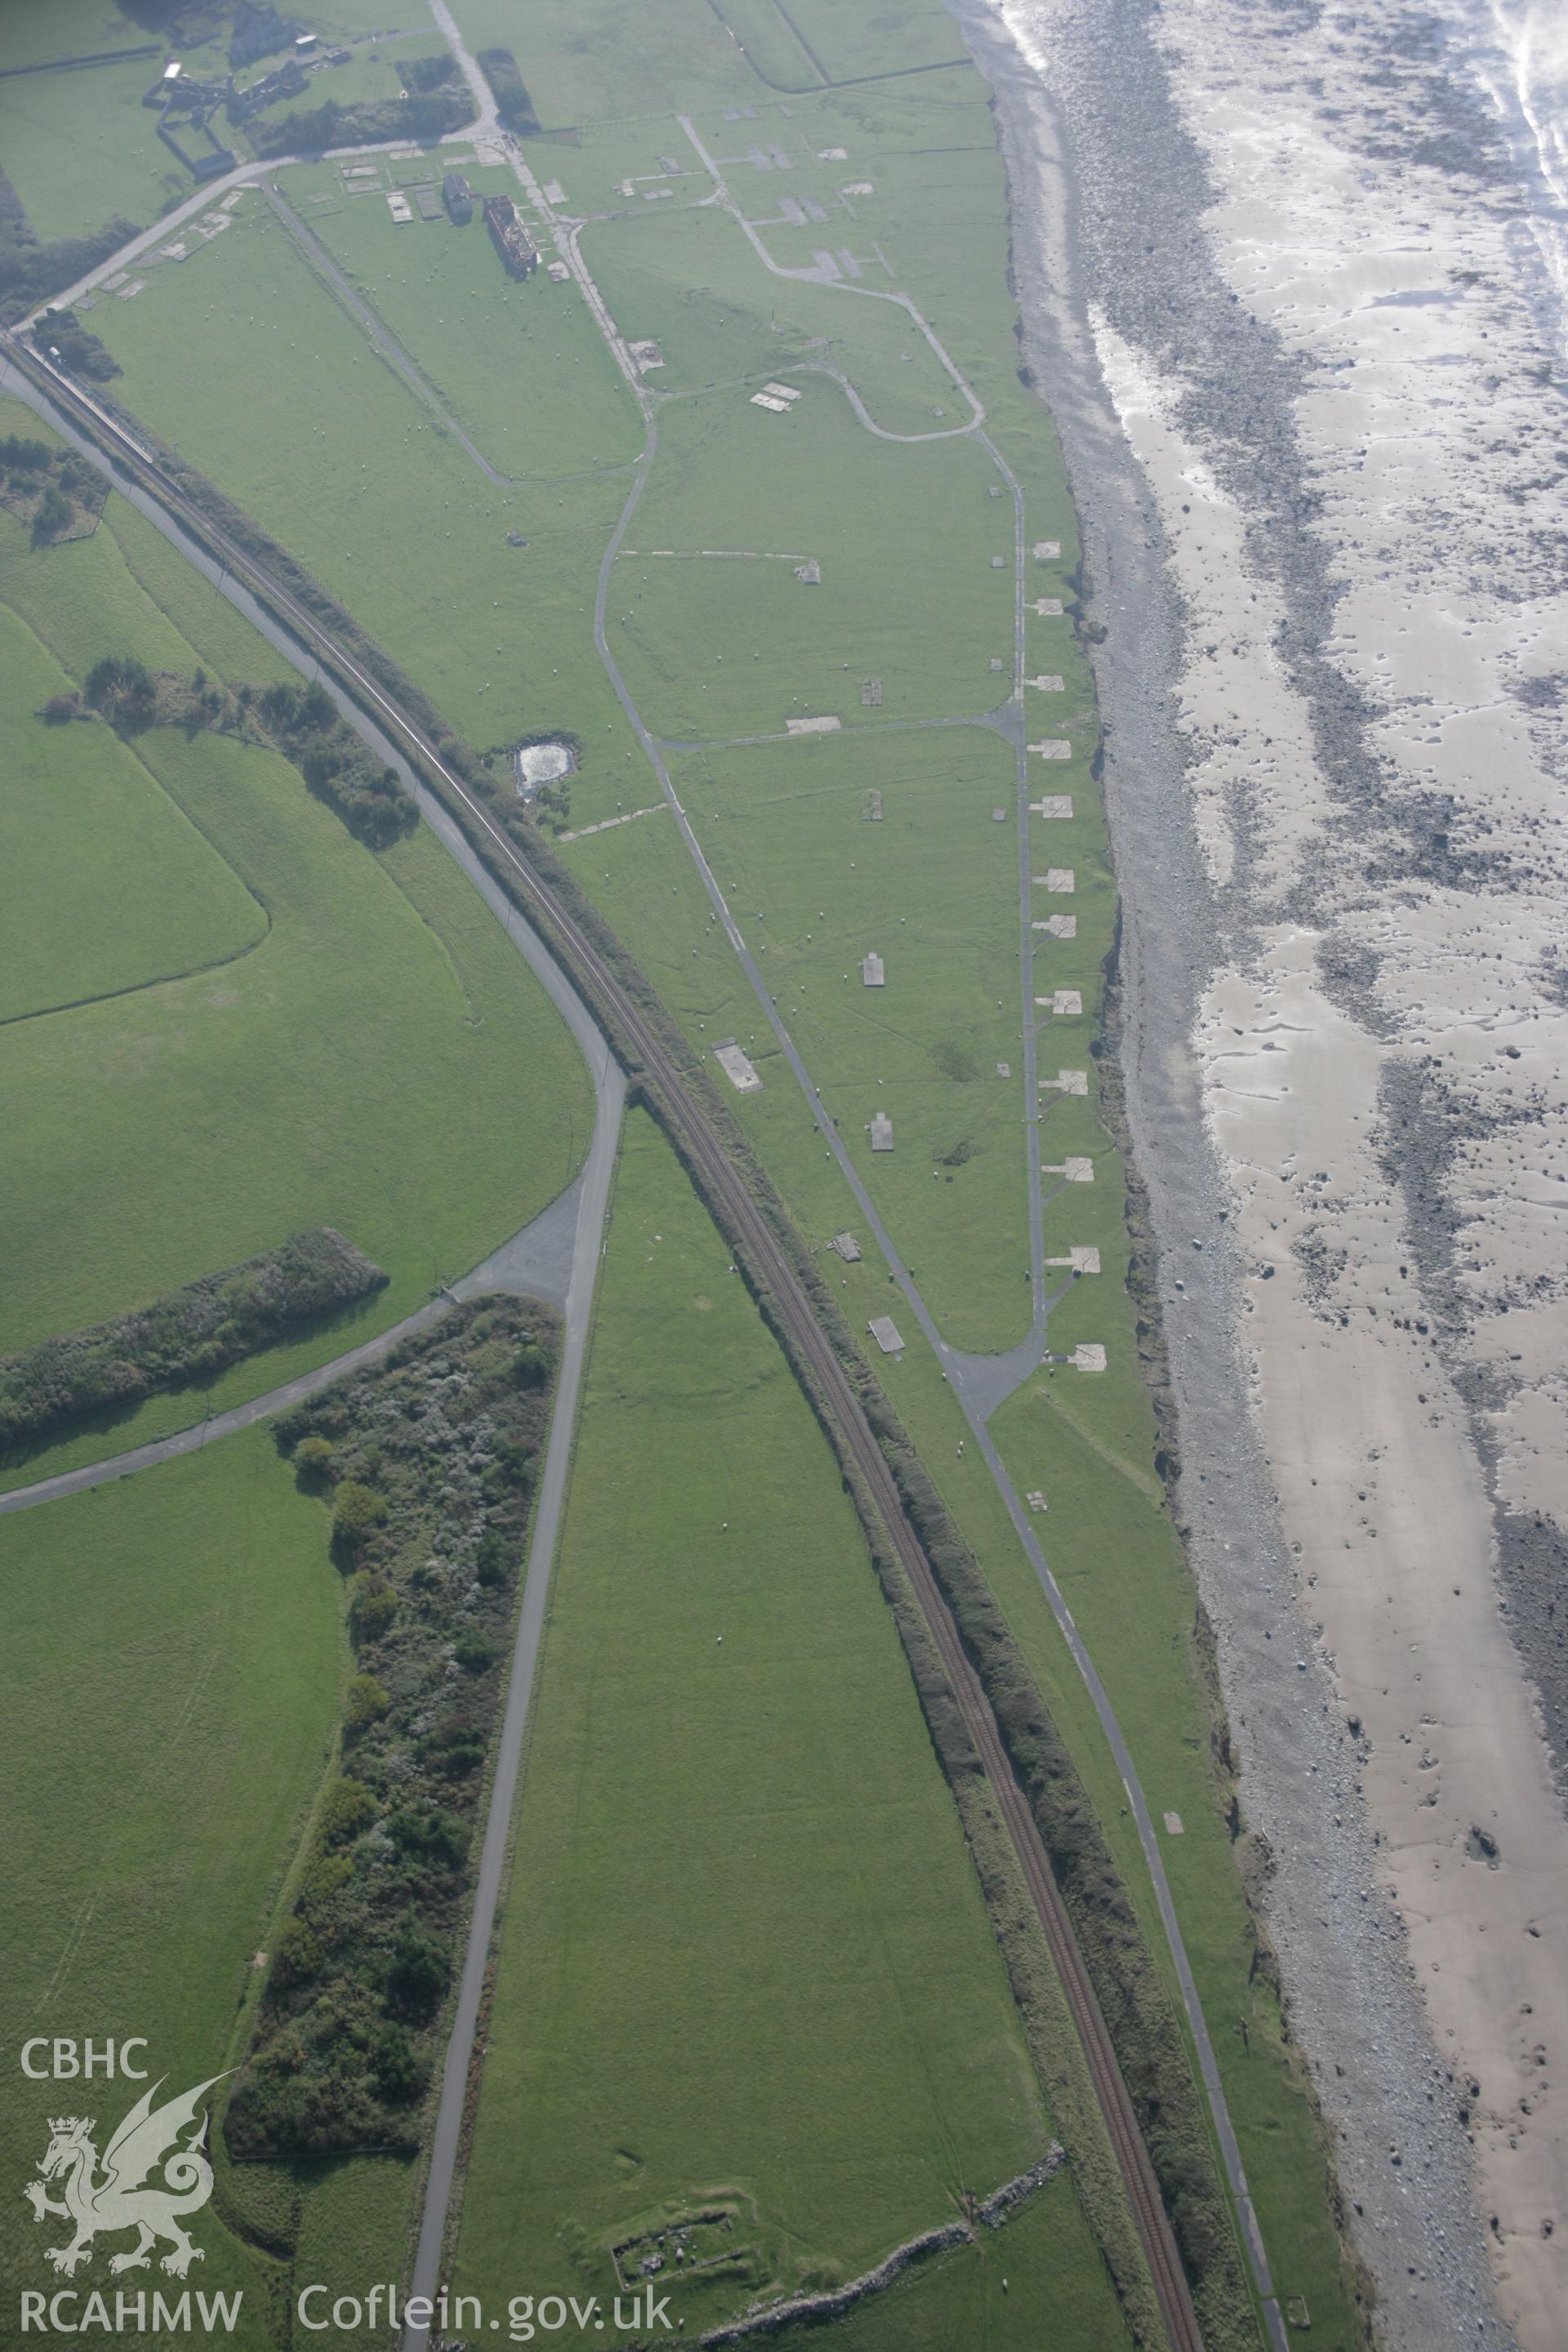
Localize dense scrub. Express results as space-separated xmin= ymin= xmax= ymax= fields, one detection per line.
xmin=62 ymin=655 xmax=419 ymax=844
xmin=476 ymin=49 xmax=540 ymax=135
xmin=250 ymin=87 xmax=474 ymax=158
xmin=0 ymin=1229 xmax=385 ymax=1453
xmin=0 ymin=432 xmax=107 ymax=546
xmin=400 ymin=51 xmax=459 ymax=96
xmin=225 ymin=1298 xmax=559 ymax=2157
xmin=250 ymin=674 xmax=418 ymax=846
xmin=0 ymin=163 xmax=137 ymax=330
xmin=30 ymin=305 xmax=121 ymax=383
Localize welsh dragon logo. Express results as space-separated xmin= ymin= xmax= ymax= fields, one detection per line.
xmin=23 ymin=2074 xmax=229 ymax=2278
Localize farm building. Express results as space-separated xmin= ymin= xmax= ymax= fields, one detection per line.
xmin=483 ymin=194 xmax=539 ymax=278
xmin=443 ymin=171 xmax=473 ymax=224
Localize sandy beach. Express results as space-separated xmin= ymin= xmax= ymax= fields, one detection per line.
xmin=955 ymin=0 xmax=1568 ymax=2341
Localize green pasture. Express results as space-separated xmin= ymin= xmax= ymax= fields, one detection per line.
xmin=985 ymin=1367 xmax=1365 ymax=2343
xmin=676 ymin=723 xmax=1036 ymax=1351
xmin=826 ymin=2172 xmax=1132 ymax=2350
xmin=252 ymin=32 xmax=442 ymax=120
xmin=580 ymin=198 xmax=822 ymax=395
xmin=535 ymin=35 xmax=1353 ymax=2332
xmin=452 ymin=1111 xmax=1126 ymax=2346
xmin=672 ymin=74 xmax=1088 ymax=539
xmin=578 ymin=194 xmax=967 ymax=434
xmin=0 ymin=601 xmax=264 ymax=1025
xmin=758 ymin=0 xmax=969 ymax=83
xmin=0 ymin=0 xmax=136 ymax=73
xmin=0 ymin=54 xmax=185 ymax=244
xmin=310 ymin=0 xmax=437 ymax=32
xmin=11 ymin=0 xmax=1365 ymax=2328
xmin=283 ymin=156 xmax=644 ymax=481
xmin=0 ymin=0 xmax=193 ymax=243
xmin=565 ymin=577 xmax=1356 ymax=2339
xmin=83 ymin=195 xmax=633 ymax=750
xmin=0 ymin=1430 xmax=414 ymax=2349
xmin=625 ymin=973 xmax=1364 ymax=2346
xmin=559 ymin=691 xmax=1111 ymax=1356
xmin=0 ymin=501 xmax=592 ymax=1480
xmin=609 ymin=390 xmax=1009 ymax=741
xmin=105 ymin=493 xmax=297 ymax=690
xmin=706 ymin=0 xmax=825 ymax=93
xmin=440 ymin=0 xmax=761 ymax=123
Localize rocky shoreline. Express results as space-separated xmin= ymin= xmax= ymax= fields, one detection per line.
xmin=947 ymin=1 xmax=1540 ymax=2342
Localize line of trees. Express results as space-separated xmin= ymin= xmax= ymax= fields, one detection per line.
xmin=254 ymin=676 xmax=417 ymax=847
xmin=0 ymin=1229 xmax=386 ymax=1454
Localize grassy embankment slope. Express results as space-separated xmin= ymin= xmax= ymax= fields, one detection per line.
xmin=0 ymin=405 xmax=593 ymax=1488
xmin=0 ymin=1431 xmax=410 ymax=2352
xmin=452 ymin=1111 xmax=1132 ymax=2350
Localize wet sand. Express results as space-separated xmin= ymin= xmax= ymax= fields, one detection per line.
xmin=952 ymin=0 xmax=1568 ymax=2341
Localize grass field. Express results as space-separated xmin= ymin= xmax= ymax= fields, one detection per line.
xmin=0 ymin=51 xmax=185 ymax=243
xmin=0 ymin=1429 xmax=416 ymax=2350
xmin=0 ymin=0 xmax=192 ymax=244
xmin=564 ymin=724 xmax=1044 ymax=1351
xmin=529 ymin=50 xmax=1358 ymax=2325
xmin=442 ymin=0 xmax=763 ymax=122
xmin=33 ymin=3 xmax=1365 ymax=2330
xmin=83 ymin=194 xmax=635 ymax=751
xmin=105 ymin=494 xmax=296 ymax=693
xmin=652 ymin=988 xmax=1368 ymax=2345
xmin=824 ymin=2172 xmax=1131 ymax=2350
xmin=0 ymin=600 xmax=265 ymax=1025
xmin=0 ymin=478 xmax=593 ymax=1481
xmin=284 ymin=157 xmax=644 ymax=481
xmin=608 ymin=390 xmax=1009 ymax=741
xmin=706 ymin=0 xmax=825 ymax=92
xmin=452 ymin=1111 xmax=1130 ymax=2347
xmin=754 ymin=0 xmax=968 ymax=82
xmin=577 ymin=190 xmax=967 ymax=433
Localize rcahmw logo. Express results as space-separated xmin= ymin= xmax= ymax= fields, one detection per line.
xmin=18 ymin=2039 xmax=243 ymax=2332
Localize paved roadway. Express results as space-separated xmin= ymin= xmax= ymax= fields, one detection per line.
xmin=0 ymin=1173 xmax=582 ymax=1520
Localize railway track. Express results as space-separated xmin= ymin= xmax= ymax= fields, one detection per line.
xmin=7 ymin=336 xmax=1209 ymax=2352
